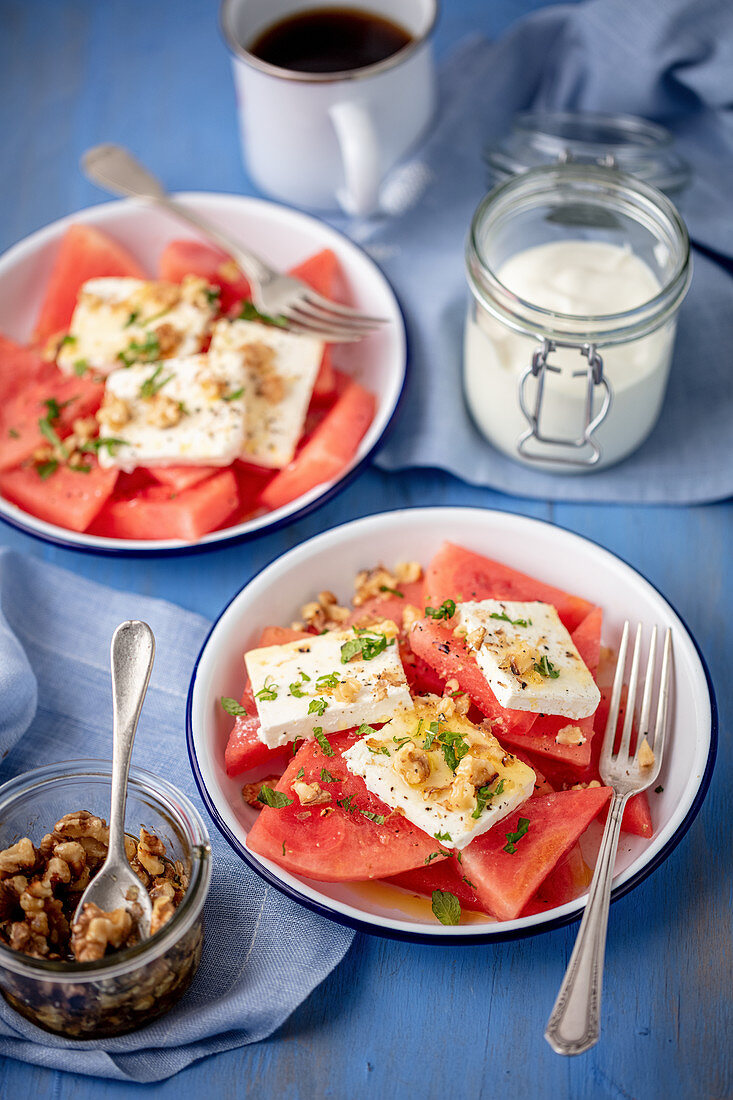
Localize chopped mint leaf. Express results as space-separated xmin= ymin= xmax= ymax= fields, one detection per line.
xmin=258 ymin=786 xmax=292 ymax=809
xmin=308 ymin=697 xmax=328 ymax=717
xmin=289 ymin=681 xmax=307 ymax=698
xmin=73 ymin=359 xmax=89 ymax=376
xmin=434 ymin=830 xmax=452 ymax=842
xmin=254 ymin=678 xmax=277 ymax=702
xmin=295 ymin=767 xmax=305 ymax=780
xmin=313 ymin=727 xmax=334 ymax=757
xmin=534 ymin=656 xmax=560 ymax=679
xmin=320 ymin=768 xmax=337 ymax=783
xmin=238 ymin=300 xmax=288 ymax=327
xmin=503 ymin=817 xmax=530 ymax=854
xmin=424 ymin=851 xmax=447 ymax=865
xmin=223 ymin=387 xmax=244 ymax=402
xmin=490 ymin=611 xmax=532 ymax=628
xmin=472 ymin=778 xmax=505 ymax=819
xmin=340 ymin=629 xmax=391 ymax=664
xmin=36 ymin=459 xmax=58 ymax=480
xmin=360 ymin=810 xmax=385 ymax=824
xmin=220 ymin=696 xmax=247 ymax=717
xmin=139 ymin=363 xmax=172 ymax=399
xmin=315 ymin=672 xmax=340 ymax=691
xmin=8 ymin=428 xmax=19 ymax=439
xmin=424 ymin=599 xmax=456 ymax=621
xmin=60 ymin=333 xmax=77 ymax=346
xmin=379 ymin=585 xmax=404 ymax=598
xmin=431 ymin=889 xmax=461 ymax=926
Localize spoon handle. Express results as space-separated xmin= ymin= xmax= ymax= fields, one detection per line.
xmin=108 ymin=621 xmax=155 ymax=859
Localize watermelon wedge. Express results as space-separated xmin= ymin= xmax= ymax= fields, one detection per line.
xmin=408 ymin=617 xmax=538 ymax=741
xmin=247 ymin=731 xmax=444 ymax=881
xmin=34 ymin=225 xmax=146 ymax=343
xmin=460 ymin=787 xmax=611 ymax=921
xmin=424 ymin=543 xmax=594 ymax=633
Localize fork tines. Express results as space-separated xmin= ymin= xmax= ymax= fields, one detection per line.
xmin=600 ymin=622 xmax=673 ymax=778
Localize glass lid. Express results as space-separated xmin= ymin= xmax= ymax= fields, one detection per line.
xmin=485 ymin=111 xmax=691 ymax=196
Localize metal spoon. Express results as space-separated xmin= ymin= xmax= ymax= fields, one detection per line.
xmin=73 ymin=620 xmax=156 ymax=938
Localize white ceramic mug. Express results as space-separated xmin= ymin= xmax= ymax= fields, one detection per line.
xmin=220 ymin=0 xmax=438 ymax=217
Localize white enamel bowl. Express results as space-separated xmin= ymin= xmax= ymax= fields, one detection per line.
xmin=0 ymin=193 xmax=406 ymax=554
xmin=187 ymin=507 xmax=717 ymax=942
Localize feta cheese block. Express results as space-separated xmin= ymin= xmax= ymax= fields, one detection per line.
xmin=57 ymin=275 xmax=218 ymax=375
xmin=343 ymin=700 xmax=536 ymax=849
xmin=97 ymin=353 xmax=246 ymax=471
xmin=456 ymin=599 xmax=601 ymax=719
xmin=245 ymin=620 xmax=412 ymax=749
xmin=209 ymin=319 xmax=323 ymax=468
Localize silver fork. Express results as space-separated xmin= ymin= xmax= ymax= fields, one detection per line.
xmin=545 ymin=622 xmax=673 ymax=1056
xmin=81 ymin=143 xmax=388 ymax=343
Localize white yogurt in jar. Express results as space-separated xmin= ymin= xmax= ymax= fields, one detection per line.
xmin=464 ymin=239 xmax=677 ymax=470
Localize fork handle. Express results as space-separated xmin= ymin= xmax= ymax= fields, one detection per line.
xmin=150 ymin=194 xmax=273 ymax=291
xmin=545 ymin=790 xmax=630 ymax=1056
xmin=82 ymin=144 xmax=273 ymax=293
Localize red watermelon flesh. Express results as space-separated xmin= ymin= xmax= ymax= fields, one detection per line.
xmin=424 ymin=543 xmax=594 ymax=633
xmin=88 ymin=469 xmax=239 ymax=541
xmin=408 ymin=617 xmax=538 ymax=741
xmin=157 ymin=239 xmax=252 ymax=315
xmin=460 ymin=787 xmax=611 ymax=921
xmin=385 ymin=854 xmax=488 ymax=913
xmin=34 ymin=225 xmax=147 ymax=343
xmin=247 ymin=730 xmax=445 ymax=881
xmin=259 ymin=374 xmax=375 ymax=512
xmin=346 ymin=579 xmax=425 ymax=631
xmin=224 ymin=626 xmax=310 ymax=777
xmin=492 ymin=608 xmax=603 ymax=769
xmin=0 ymin=462 xmax=118 ymax=532
xmin=0 ymin=373 xmax=105 ymax=472
xmin=0 ymin=337 xmax=58 ymax=403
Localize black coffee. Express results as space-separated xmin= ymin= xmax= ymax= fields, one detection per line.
xmin=249 ymin=7 xmax=413 ymax=74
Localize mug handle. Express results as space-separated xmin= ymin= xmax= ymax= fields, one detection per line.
xmin=329 ymin=100 xmax=381 ymax=218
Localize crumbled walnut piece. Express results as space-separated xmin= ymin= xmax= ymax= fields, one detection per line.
xmin=137 ymin=828 xmax=166 ymax=876
xmin=150 ymin=892 xmax=176 ymax=936
xmin=555 ymin=725 xmax=587 ymax=747
xmin=402 ymin=604 xmax=422 ymax=631
xmin=0 ymin=837 xmax=37 ymax=877
xmin=570 ymin=780 xmax=602 ymax=791
xmin=292 ymin=780 xmax=331 ymax=806
xmin=299 ymin=590 xmax=350 ymax=631
xmin=241 ymin=776 xmax=283 ymax=809
xmin=180 ymin=273 xmax=216 ymax=310
xmin=72 ymin=417 xmax=97 ymax=444
xmin=455 ymin=755 xmax=498 ymax=789
xmin=52 ymin=840 xmax=87 ymax=881
xmin=498 ymin=641 xmax=538 ymax=679
xmin=637 ymin=738 xmax=655 ymax=768
xmin=145 ymin=393 xmax=183 ymax=428
xmin=393 ymin=561 xmax=422 ymax=584
xmin=353 ymin=566 xmax=399 ymax=606
xmin=71 ymin=902 xmax=133 ymax=962
xmin=466 ymin=626 xmax=486 ymax=652
xmin=96 ymin=394 xmax=131 ymax=430
xmin=395 ymin=742 xmax=431 ymax=786
xmin=444 ymin=777 xmax=477 ymax=812
xmin=333 ymin=676 xmax=361 ymax=703
xmin=42 ymin=331 xmax=68 ymax=362
xmin=217 ymin=259 xmax=241 ymax=283
xmin=198 ymin=371 xmax=228 ymax=399
xmin=8 ymin=920 xmax=49 ymax=958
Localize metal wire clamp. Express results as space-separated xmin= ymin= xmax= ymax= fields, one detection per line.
xmin=517 ymin=339 xmax=613 ymax=467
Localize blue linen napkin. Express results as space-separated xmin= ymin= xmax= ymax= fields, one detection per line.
xmin=341 ymin=0 xmax=733 ymax=504
xmin=0 ymin=549 xmax=354 ymax=1083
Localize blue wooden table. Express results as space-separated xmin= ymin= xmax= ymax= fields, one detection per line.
xmin=0 ymin=1 xmax=729 ymax=1097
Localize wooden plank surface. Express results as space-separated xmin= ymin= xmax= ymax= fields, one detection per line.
xmin=0 ymin=1 xmax=730 ymax=1097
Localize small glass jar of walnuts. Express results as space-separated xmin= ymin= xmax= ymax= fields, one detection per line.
xmin=0 ymin=760 xmax=211 ymax=1039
